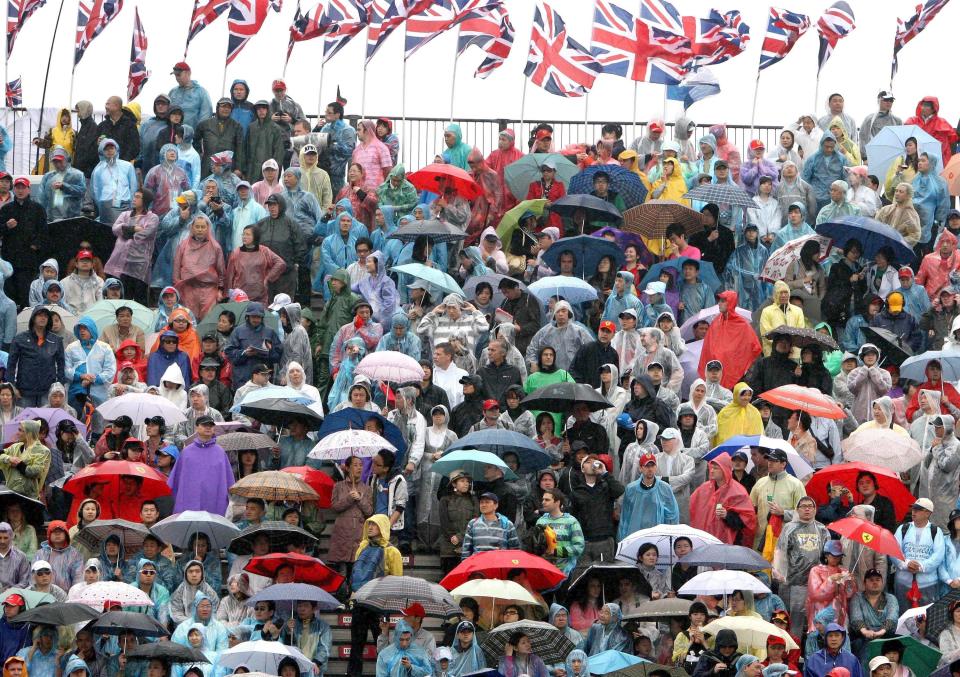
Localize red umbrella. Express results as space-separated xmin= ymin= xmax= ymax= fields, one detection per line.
xmin=244 ymin=553 xmax=344 ymax=592
xmin=407 ymin=163 xmax=481 ymax=200
xmin=440 ymin=550 xmax=565 ymax=591
xmin=807 ymin=462 xmax=916 ymax=520
xmin=64 ymin=460 xmax=172 ymax=499
xmin=760 ymin=384 xmax=846 ymax=419
xmin=826 ymin=517 xmax=903 ymax=559
xmin=280 ymin=466 xmax=333 ymax=508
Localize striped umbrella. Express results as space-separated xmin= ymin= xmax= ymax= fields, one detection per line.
xmin=479 ymin=620 xmax=577 ymax=665
xmin=683 ymin=183 xmax=757 ymax=209
xmin=228 ymin=521 xmax=318 ymax=556
xmin=352 ymin=576 xmax=459 ymax=618
xmin=229 ymin=471 xmax=319 ymax=503
xmin=215 ymin=432 xmax=278 ymax=452
xmin=75 ymin=519 xmax=150 ymax=553
xmin=622 ymin=200 xmax=705 ymax=238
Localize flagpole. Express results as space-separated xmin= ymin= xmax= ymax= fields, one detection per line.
xmin=661 ymin=86 xmax=667 ymax=124
xmin=38 ymin=0 xmax=68 ymax=169
xmin=360 ymin=63 xmax=368 ymax=118
xmin=184 ymin=0 xmax=195 ymax=60
xmin=317 ymin=60 xmax=325 ymax=122
xmin=631 ymin=83 xmax=638 ymax=143
xmin=584 ymin=94 xmax=589 ymax=145
xmin=448 ymin=24 xmax=461 ymax=123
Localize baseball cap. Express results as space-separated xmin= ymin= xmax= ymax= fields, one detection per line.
xmin=749 ymin=139 xmax=765 ymax=151
xmin=823 ymin=540 xmax=844 ymax=557
xmin=402 ymin=603 xmax=426 ymax=618
xmin=77 ymin=250 xmax=94 ymax=260
xmin=764 ymin=448 xmax=788 ymax=462
xmin=199 ymin=357 xmax=220 ymax=369
xmin=448 ymin=469 xmax=468 ymax=483
xmin=912 ymin=497 xmax=935 ymax=512
xmin=540 ymin=158 xmax=557 ymax=170
xmin=32 ymin=560 xmax=52 ymax=573
xmin=482 ymin=399 xmax=500 ymax=411
xmin=765 ymin=634 xmax=786 ymax=647
xmin=648 ymin=121 xmax=664 ymax=132
xmin=272 ymin=79 xmax=286 ymax=91
xmin=263 ymin=159 xmax=280 ymax=171
xmin=643 ymin=281 xmax=666 ymax=296
xmin=236 ymin=180 xmax=251 ymax=190
xmin=12 ymin=177 xmax=29 ymax=188
xmin=898 ymin=266 xmax=913 ymax=279
xmin=731 ymin=450 xmax=749 ymax=462
xmin=864 ymin=568 xmax=883 ymax=580
xmin=868 ymin=656 xmax=892 ymax=672
xmin=706 ymin=360 xmax=722 ymax=370
xmin=195 ymin=415 xmax=215 ymax=426
xmin=158 ymin=444 xmax=179 ymax=461
xmin=216 ymin=97 xmax=234 ymax=108
xmin=51 ymin=148 xmax=67 ymax=160
xmin=3 ymin=594 xmax=24 ymax=607
xmin=877 ymin=90 xmax=895 ymax=101
xmin=253 ymin=363 xmax=272 ymax=374
xmin=254 ymin=100 xmax=270 ymax=108
xmin=619 ymin=308 xmax=638 ymax=320
xmin=171 ymin=61 xmax=190 ymax=73
xmin=639 ymin=453 xmax=657 ymax=466
xmin=479 ymin=492 xmax=499 ymax=503
xmin=269 ymin=293 xmax=292 ymax=310
xmin=302 ymin=144 xmax=319 ymax=155
xmin=535 ymin=129 xmax=552 ymax=141
xmin=599 ymin=320 xmax=616 ymax=333
xmin=660 ymin=428 xmax=679 ymax=440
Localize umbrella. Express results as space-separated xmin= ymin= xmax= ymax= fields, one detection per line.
xmin=10 ymin=602 xmax=99 ymax=626
xmin=806 ymin=462 xmax=916 ymax=519
xmin=229 ymin=521 xmax=319 ymax=555
xmin=84 ymin=610 xmax=168 ymax=637
xmin=1 ymin=588 xmax=54 ymax=610
xmin=280 ymin=467 xmax=333 ymax=508
xmin=244 ymin=553 xmax=344 ymax=591
xmin=926 ymin=589 xmax=960 ymax=641
xmin=520 ymin=382 xmax=613 ymax=413
xmin=84 ymin=300 xmax=156 ymax=333
xmin=763 ymin=324 xmax=839 ymax=350
xmin=181 ymin=421 xmax=247 ymax=445
xmin=231 ymin=386 xmax=317 ymax=411
xmin=73 ymin=581 xmax=153 ymax=609
xmin=496 ymin=199 xmax=548 ymax=243
xmin=431 ymin=449 xmax=518 ymax=481
xmin=678 ymin=305 xmax=753 ymax=341
xmin=586 ymin=650 xmax=646 ymax=675
xmin=479 ymin=620 xmax=577 ymax=666
xmin=622 ymin=598 xmax=692 ymax=622
xmin=621 ymin=201 xmax=705 ymax=239
xmin=0 ymin=486 xmax=46 ymax=529
xmin=860 ymin=326 xmax=914 ymax=366
xmin=388 ymin=218 xmax=467 ymax=244
xmin=865 ymin=124 xmax=943 ymax=183
xmin=449 ymin=579 xmax=539 ymax=605
xmin=219 ymin=640 xmax=315 ymax=674
xmin=407 ymin=164 xmax=480 ymax=200
xmin=611 ymin=664 xmax=687 ymax=677
xmin=308 ymin=428 xmax=398 ymax=461
xmin=504 ymin=153 xmax=580 ymax=200
xmin=828 ymin=517 xmax=903 ymax=559
xmin=639 ymin=258 xmax=722 ymax=294
xmin=391 ymin=263 xmax=464 ymax=296
xmin=678 ymin=544 xmax=771 ymax=572
xmin=74 ymin=519 xmax=150 ymax=553
xmin=616 ymin=525 xmax=722 ymax=566
xmin=150 ymin=510 xmax=240 ymax=550
xmin=237 ymin=398 xmax=324 ymax=429
xmin=64 ymin=461 xmax=172 ymax=501
xmin=680 ymin=340 xmax=703 ymax=400
xmin=214 ymin=432 xmax=277 ymax=452
xmin=95 ymin=393 xmax=187 ymax=425
xmin=16 ymin=306 xmax=77 ymax=334
xmin=440 ymin=551 xmax=565 ymax=591
xmin=760 ymin=234 xmax=832 ymax=283
xmin=678 ymin=570 xmax=770 ymax=596
xmin=246 ymin=582 xmax=340 ymax=611
xmin=47 ymin=217 xmax=117 ymax=271
xmin=568 ymin=165 xmax=648 ymax=208
xmin=463 ymin=273 xmax=526 ymax=309
xmin=126 ymin=641 xmax=209 ymax=664
xmin=896 ymin=605 xmax=930 ymax=636
xmin=317 ymin=408 xmax=407 ymax=470
xmin=229 ymin=470 xmax=319 ymax=503
xmin=446 ymin=429 xmax=551 ymax=474
xmin=356 ymin=351 xmax=425 ymax=383
xmin=549 ymin=194 xmax=623 ymax=224
xmin=352 ymin=575 xmax=459 ymax=618
xmin=842 ymin=428 xmax=923 ymax=473
xmin=942 ymin=153 xmax=960 ymax=196
xmin=195 ymin=301 xmax=279 ymax=337
xmin=815 ymin=216 xmax=915 ymax=264
xmin=541 ymin=235 xmax=625 ymax=278
xmin=701 ymin=616 xmax=799 ymax=653
xmin=527 ymin=275 xmax=599 ymax=306
xmin=567 ymin=562 xmax=649 ymax=604
xmin=901 ymin=350 xmax=960 ymax=382
xmin=682 ymin=183 xmax=756 ymax=210
xmin=868 ymin=636 xmax=942 ymax=677
xmin=704 ymin=436 xmax=814 ymax=480
xmin=759 ymin=384 xmax=845 ymax=419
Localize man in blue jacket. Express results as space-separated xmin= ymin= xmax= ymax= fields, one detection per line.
xmin=803 ymin=624 xmax=862 ymax=677
xmin=617 ymin=453 xmax=679 ymax=541
xmin=801 ymin=132 xmax=850 ymax=212
xmin=146 ymin=330 xmax=191 ymax=387
xmin=224 ymin=302 xmax=282 ymax=389
xmin=318 ymin=101 xmax=356 ymax=195
xmin=7 ymin=307 xmax=65 ymax=407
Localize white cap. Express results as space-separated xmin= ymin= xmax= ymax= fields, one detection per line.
xmin=32 ymin=560 xmax=52 ymax=572
xmin=643 ymin=281 xmax=666 ymax=296
xmin=269 ymin=293 xmax=292 ymax=311
xmin=660 ymin=428 xmax=680 ymax=440
xmin=434 ymin=647 xmax=452 ymax=662
xmin=868 ymin=656 xmax=891 ymax=672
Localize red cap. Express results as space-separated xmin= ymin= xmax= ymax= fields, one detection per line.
xmin=599 ymin=320 xmax=616 ymax=333
xmin=648 ymin=121 xmax=664 ymax=132
xmin=3 ymin=594 xmax=23 ymax=607
xmin=12 ymin=177 xmax=29 ymax=187
xmin=171 ymin=61 xmax=190 ymax=73
xmin=77 ymin=250 xmax=94 ymax=260
xmin=766 ymin=634 xmax=786 ymax=646
xmin=272 ymin=79 xmax=286 ymax=91
xmin=482 ymin=399 xmax=500 ymax=411
xmin=118 ymin=361 xmax=135 ymax=371
xmin=535 ymin=129 xmax=552 ymax=141
xmin=749 ymin=139 xmax=765 ymax=151
xmin=898 ymin=266 xmax=913 ymax=278
xmin=0 ymin=172 xmax=10 ymax=181
xmin=402 ymin=602 xmax=426 ymax=618
xmin=639 ymin=453 xmax=657 ymax=466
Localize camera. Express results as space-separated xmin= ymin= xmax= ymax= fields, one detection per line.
xmin=290 ymin=132 xmax=329 ymax=155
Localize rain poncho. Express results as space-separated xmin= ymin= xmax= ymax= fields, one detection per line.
xmin=582 ymin=603 xmax=631 ymax=655
xmin=689 ymin=454 xmax=757 ymax=546
xmin=693 ymin=133 xmax=719 ymax=181
xmin=28 ymin=259 xmax=59 ymax=308
xmin=319 ymin=116 xmax=357 ymax=194
xmin=281 ymin=168 xmax=323 ymax=239
xmin=168 ymin=430 xmax=234 ymax=515
xmin=90 ymin=138 xmax=138 ymax=211
xmin=352 ymin=119 xmax=392 ymax=190
xmin=376 ymin=619 xmax=432 ymax=677
xmin=699 ymin=291 xmax=761 ymax=389
xmin=106 ymin=207 xmax=160 ymax=285
xmin=255 ymin=194 xmax=307 ymax=299
xmin=173 ymin=220 xmax=225 ymax=321
xmin=64 ymin=316 xmax=117 ymax=405
xmin=801 ymin=132 xmax=851 ymax=206
xmin=904 ymin=96 xmax=958 ymax=163
xmin=815 ymin=180 xmax=860 ymax=224
xmin=200 ymin=159 xmax=241 ymax=208
xmin=467 ymin=149 xmax=504 ymax=243
xmin=178 ymin=126 xmax=203 ymax=190
xmin=713 ymin=382 xmax=763 ymax=446
xmin=875 ymin=186 xmax=922 ymax=247
xmin=602 ymin=271 xmax=644 ymax=328
xmin=710 ymin=124 xmax=742 ymax=184
xmin=770 ymin=203 xmax=816 ymax=252
xmin=774 ymin=162 xmax=818 ymax=225
xmin=38 ymin=147 xmax=86 ymax=220
xmin=354 ymin=252 xmax=397 ymax=325
xmin=919 ymin=414 xmax=960 ymax=529
xmin=758 ymin=280 xmax=807 ymax=355
xmin=524 ymin=302 xmax=593 ymax=371
xmin=620 ymin=419 xmax=659 ymax=487
xmin=229 ymin=193 xmax=268 ymax=251
xmin=279 ymin=303 xmax=313 ymax=384
xmin=144 ymin=144 xmax=190 ymax=218
xmin=617 ymin=468 xmax=680 ymax=540
xmin=168 ymin=80 xmax=213 ymax=129
xmin=127 ymin=557 xmax=172 ymax=626
xmin=912 ymin=152 xmax=951 ymax=245
xmin=826 ymin=116 xmax=861 ymax=165
xmin=298 ymin=150 xmax=334 ymax=209
xmin=225 ymin=233 xmax=285 ymax=304
xmin=171 ymin=591 xmax=229 ymax=652
xmin=724 ymin=233 xmax=771 ymax=312
xmin=486 ymin=127 xmax=524 ymax=208
xmin=376 ymin=164 xmax=418 ymax=218
xmin=318 ymin=209 xmax=360 ymax=294
xmin=477 ymin=226 xmax=508 ymax=274
xmin=376 ymin=312 xmax=422 ymax=360
xmin=328 ymin=337 xmax=367 ymax=411
xmin=153 ymin=193 xmax=198 ymax=289
xmin=441 ymin=124 xmax=471 ymax=170
xmin=448 ymin=621 xmax=485 ymax=677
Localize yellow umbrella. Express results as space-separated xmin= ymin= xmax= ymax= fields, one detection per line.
xmin=496 ymin=199 xmax=548 ymax=243
xmin=702 ymin=615 xmax=798 ymax=661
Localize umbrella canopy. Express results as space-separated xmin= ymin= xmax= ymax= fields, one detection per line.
xmin=407 ymin=164 xmax=480 ymax=200
xmin=616 ymin=525 xmax=722 ymax=566
xmin=446 ymin=429 xmax=551 ymax=473
xmin=95 ymin=393 xmax=187 ymax=425
xmin=567 ymin=562 xmax=649 ymax=604
xmin=356 ymin=351 xmax=425 ymax=384
xmin=622 ymin=598 xmax=693 ymax=622
xmin=682 ymin=183 xmax=756 ymax=209
xmin=231 ymin=386 xmax=317 ymax=411
xmin=678 ymin=304 xmax=753 ymax=341
xmin=896 ymin=605 xmax=931 ymax=636
xmin=449 ymin=579 xmax=539 ymax=605
xmin=64 ymin=461 xmax=172 ymax=504
xmin=815 ymin=216 xmax=915 ymax=264
xmin=678 ymin=544 xmax=771 ymax=572
xmin=639 ymin=258 xmax=722 ymax=294
xmin=126 ymin=641 xmax=209 ymax=664
xmin=541 ymin=235 xmax=625 ymax=278
xmin=900 ymin=350 xmax=960 ymax=382
xmin=84 ymin=610 xmax=168 ymax=637
xmin=496 ymin=199 xmax=548 ymax=243
xmin=612 ymin=664 xmax=687 ymax=677
xmin=760 ymin=234 xmax=832 ymax=283
xmin=6 ymin=408 xmax=87 ymax=447
xmin=85 ymin=300 xmax=156 ymax=333
xmin=280 ymin=467 xmax=333 ymax=508
xmin=151 ymin=510 xmax=240 ymax=550
xmin=678 ymin=570 xmax=770 ymax=596
xmin=391 ymin=263 xmax=464 ymax=296
xmin=868 ymin=635 xmax=942 ymax=677
xmin=621 ymin=201 xmax=705 ymax=239
xmin=479 ymin=620 xmax=577 ymax=666
xmin=806 ymin=462 xmax=916 ymax=518
xmin=759 ymin=384 xmax=845 ymax=419
xmin=317 ymin=408 xmax=407 ymax=462
xmin=308 ymin=428 xmax=398 ymax=461
xmin=431 ymin=449 xmax=518 ymax=481
xmin=861 ymin=326 xmax=914 ymax=366
xmin=704 ymin=436 xmax=814 ymax=480
xmin=827 ymin=517 xmax=903 ymax=559
xmin=440 ymin=551 xmax=565 ymax=591
xmin=463 ymin=273 xmax=526 ymax=310
xmin=219 ymin=640 xmax=315 ymax=674
xmin=237 ymin=398 xmax=324 ymax=429
xmin=504 ymin=154 xmax=579 ymax=200
xmin=388 ymin=218 xmax=467 ymax=244
xmin=246 ymin=583 xmax=340 ymax=611
xmin=763 ymin=324 xmax=839 ymax=350
xmin=2 ymin=588 xmax=54 ymax=609
xmin=679 ymin=339 xmax=703 ymax=399
xmin=244 ymin=553 xmax=344 ymax=591
xmin=47 ymin=217 xmax=117 ymax=272
xmin=16 ymin=305 xmax=77 ymax=334
xmin=10 ymin=602 xmax=98 ymax=626
xmin=527 ymin=275 xmax=599 ymax=306
xmin=230 ymin=470 xmax=319 ymax=503
xmin=568 ymin=165 xmax=648 ymax=208
xmin=701 ymin=615 xmax=799 ymax=653
xmin=549 ymin=194 xmax=623 ymax=223
xmin=214 ymin=432 xmax=277 ymax=452
xmin=75 ymin=519 xmax=150 ymax=554
xmin=521 ymin=381 xmax=612 ymax=413
xmin=195 ymin=301 xmax=279 ymax=337
xmin=866 ymin=124 xmax=943 ymax=182
xmin=229 ymin=521 xmax=319 ymax=555
xmin=352 ymin=575 xmax=459 ymax=618
xmin=926 ymin=589 xmax=960 ymax=642
xmin=0 ymin=486 xmax=46 ymax=530
xmin=73 ymin=581 xmax=153 ymax=609
xmin=842 ymin=428 xmax=923 ymax=473
xmin=942 ymin=153 xmax=960 ymax=196
xmin=587 ymin=650 xmax=646 ymax=675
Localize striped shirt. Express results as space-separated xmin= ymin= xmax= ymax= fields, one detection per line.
xmin=461 ymin=513 xmax=520 ymax=559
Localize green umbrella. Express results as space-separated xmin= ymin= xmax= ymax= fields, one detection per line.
xmin=195 ymin=301 xmax=279 ymax=338
xmin=390 ymin=263 xmax=463 ymax=296
xmin=496 ymin=199 xmax=548 ymax=243
xmin=3 ymin=588 xmax=56 ymax=609
xmin=504 ymin=153 xmax=579 ymax=200
xmin=85 ymin=300 xmax=157 ymax=333
xmin=868 ymin=635 xmax=941 ymax=677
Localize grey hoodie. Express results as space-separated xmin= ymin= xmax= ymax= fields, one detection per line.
xmin=29 ymin=258 xmax=59 ymax=307
xmin=920 ymin=414 xmax=960 ymax=529
xmin=279 ymin=302 xmax=312 ymax=385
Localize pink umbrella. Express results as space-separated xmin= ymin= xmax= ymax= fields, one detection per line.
xmin=356 ymin=351 xmax=425 ymax=384
xmin=72 ymin=581 xmax=154 ymax=609
xmin=760 ymin=234 xmax=832 ymax=283
xmin=679 ymin=304 xmax=754 ymax=341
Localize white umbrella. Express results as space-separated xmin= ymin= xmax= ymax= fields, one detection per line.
xmin=678 ymin=570 xmax=770 ymax=597
xmin=449 ymin=580 xmax=539 ymax=605
xmin=151 ymin=510 xmax=240 ymax=550
xmin=842 ymin=428 xmax=923 ymax=474
xmin=705 ymin=437 xmax=815 ymax=481
xmin=73 ymin=581 xmax=153 ymax=609
xmin=219 ymin=640 xmax=314 ymax=674
xmin=616 ymin=524 xmax=722 ymax=566
xmin=896 ymin=604 xmax=931 ymax=636
xmin=308 ymin=428 xmax=398 ymax=461
xmin=96 ymin=392 xmax=187 ymax=425
xmin=16 ymin=305 xmax=77 ymax=333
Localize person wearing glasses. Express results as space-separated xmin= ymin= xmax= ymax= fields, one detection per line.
xmin=129 ymin=558 xmax=170 ymax=627
xmin=27 ymin=560 xmax=66 ymax=602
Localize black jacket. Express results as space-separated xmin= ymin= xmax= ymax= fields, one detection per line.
xmin=624 ymin=375 xmax=676 ymax=431
xmin=692 ymin=648 xmax=742 ymax=677
xmin=569 ymin=341 xmax=619 ymax=388
xmin=96 ymin=110 xmax=141 ymax=162
xmin=8 ymin=308 xmax=65 ymax=398
xmin=566 ymin=420 xmax=609 ymax=456
xmin=416 ymin=383 xmax=450 ymax=420
xmin=450 ymin=392 xmax=485 ymax=438
xmin=477 ymin=360 xmax=522 ymax=402
xmin=689 ymin=225 xmax=735 ymax=275
xmin=0 ymin=197 xmax=47 ymax=268
xmin=567 ymin=469 xmax=624 ymax=541
xmin=500 ymin=291 xmax=542 ymax=355
xmin=74 ymin=117 xmax=101 ymax=177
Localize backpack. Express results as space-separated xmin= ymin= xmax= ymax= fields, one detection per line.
xmin=351 ymin=544 xmax=385 ymax=591
xmin=897 ymin=521 xmax=940 ymax=545
xmin=528 ymin=523 xmax=548 ymax=555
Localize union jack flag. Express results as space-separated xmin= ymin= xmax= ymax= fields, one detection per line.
xmin=127 ymin=7 xmax=149 ymax=100
xmin=591 ymin=0 xmax=692 ymax=85
xmin=187 ymin=0 xmax=230 ymax=46
xmin=7 ymin=0 xmax=46 ymax=59
xmin=74 ymin=0 xmax=124 ymax=66
xmin=457 ymin=2 xmax=513 ymax=78
xmin=816 ymin=1 xmax=855 ymax=73
xmin=226 ymin=0 xmax=282 ymax=65
xmin=404 ymin=0 xmax=499 ymax=60
xmin=320 ymin=0 xmax=366 ymax=63
xmin=638 ymin=0 xmax=750 ymax=71
xmin=5 ymin=77 xmax=21 ymax=107
xmin=525 ymin=1 xmax=599 ymax=98
xmin=892 ymin=0 xmax=952 ymax=78
xmin=365 ymin=0 xmax=434 ymax=64
xmin=759 ymin=7 xmax=809 ymax=70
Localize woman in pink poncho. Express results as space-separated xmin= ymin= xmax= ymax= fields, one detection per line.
xmin=351 ymin=119 xmax=393 ymax=191
xmin=225 ymin=224 xmax=286 ymax=304
xmin=173 ymin=214 xmax=225 ymax=321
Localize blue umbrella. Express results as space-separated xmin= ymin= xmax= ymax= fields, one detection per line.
xmin=246 ymin=583 xmax=340 ymax=611
xmin=704 ymin=435 xmax=813 ymax=478
xmin=568 ymin=165 xmax=648 ymax=208
xmin=317 ymin=408 xmax=407 ymax=470
xmin=391 ymin=263 xmax=464 ymax=296
xmin=588 ymin=650 xmax=648 ymax=675
xmin=548 ymin=194 xmax=623 ymax=223
xmin=528 ymin=276 xmax=598 ymax=306
xmin=430 ymin=449 xmax=518 ymax=481
xmin=639 ymin=257 xmax=722 ymax=294
xmin=447 ymin=429 xmax=551 ymax=473
xmin=541 ymin=235 xmax=625 ymax=278
xmin=815 ymin=215 xmax=915 ymax=264
xmin=504 ymin=153 xmax=580 ymax=200
xmin=900 ymin=350 xmax=960 ymax=382
xmin=865 ymin=124 xmax=943 ymax=184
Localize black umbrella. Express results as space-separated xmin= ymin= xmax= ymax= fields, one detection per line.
xmin=10 ymin=602 xmax=99 ymax=626
xmin=678 ymin=544 xmax=770 ymax=572
xmin=925 ymin=588 xmax=960 ymax=642
xmin=861 ymin=327 xmax=914 ymax=366
xmin=612 ymin=663 xmax=688 ymax=677
xmin=237 ymin=399 xmax=324 ymax=429
xmin=479 ymin=620 xmax=577 ymax=666
xmin=764 ymin=324 xmax=839 ymax=351
xmin=228 ymin=521 xmax=318 ymax=555
xmin=567 ymin=562 xmax=650 ymax=603
xmin=0 ymin=486 xmax=46 ymax=530
xmin=74 ymin=519 xmax=150 ymax=554
xmin=84 ymin=611 xmax=168 ymax=637
xmin=548 ymin=194 xmax=623 ymax=223
xmin=47 ymin=217 xmax=117 ymax=272
xmin=388 ymin=219 xmax=466 ymax=244
xmin=520 ymin=382 xmax=612 ymax=413
xmin=126 ymin=641 xmax=209 ymax=664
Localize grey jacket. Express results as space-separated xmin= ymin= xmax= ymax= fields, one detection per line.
xmin=920 ymin=414 xmax=960 ymax=530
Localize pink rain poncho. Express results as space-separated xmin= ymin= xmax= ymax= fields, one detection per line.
xmin=225 ymin=236 xmax=286 ymax=304
xmin=105 ymin=208 xmax=160 ymax=284
xmin=467 ymin=148 xmax=504 ymax=245
xmin=173 ymin=215 xmax=225 ymax=320
xmin=351 ymin=120 xmax=393 ymax=191
xmin=143 ymin=144 xmax=190 ymax=218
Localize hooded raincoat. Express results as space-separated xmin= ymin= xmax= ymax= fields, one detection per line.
xmin=904 ymin=96 xmax=957 ymax=164
xmin=354 ymin=252 xmax=397 ymax=326
xmin=173 ymin=222 xmax=225 ymax=321
xmin=91 ymin=138 xmax=138 ymax=218
xmin=255 ymin=195 xmax=307 ymax=299
xmin=106 ymin=206 xmax=160 ymax=286
xmin=801 ymin=132 xmax=851 ymax=207
xmin=912 ymin=152 xmax=951 ymax=245
xmin=713 ymin=383 xmax=764 ymax=446
xmin=690 ymin=455 xmax=757 ymax=546
xmin=582 ymin=603 xmax=631 ymax=655
xmin=441 ymin=124 xmax=471 ymax=170
xmin=168 ymin=430 xmax=233 ymax=515
xmin=699 ymin=291 xmax=761 ymax=389
xmin=376 ymin=165 xmax=418 ymax=218
xmin=144 ymin=144 xmax=190 ymax=218
xmin=64 ymin=317 xmax=117 ymax=405
xmin=38 ymin=147 xmax=85 ymax=221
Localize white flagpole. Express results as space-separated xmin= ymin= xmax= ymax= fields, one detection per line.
xmin=360 ymin=62 xmax=367 ymax=118
xmin=316 ymin=60 xmax=326 ymax=121
xmin=448 ymin=24 xmax=461 ymax=123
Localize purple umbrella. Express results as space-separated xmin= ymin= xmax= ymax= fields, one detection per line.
xmin=680 ymin=340 xmax=704 ymax=401
xmin=590 ymin=227 xmax=656 ymax=268
xmin=5 ymin=408 xmax=87 ymax=445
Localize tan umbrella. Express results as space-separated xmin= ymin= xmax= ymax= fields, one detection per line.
xmin=229 ymin=470 xmax=318 ymax=502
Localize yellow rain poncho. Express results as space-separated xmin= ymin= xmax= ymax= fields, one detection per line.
xmin=713 ymin=382 xmax=764 ymax=446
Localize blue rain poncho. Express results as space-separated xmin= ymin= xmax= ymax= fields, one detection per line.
xmin=448 ymin=621 xmax=486 ymax=677
xmin=582 ymin=603 xmax=632 ymax=655
xmin=376 ymin=312 xmax=421 ymax=360
xmin=376 ymin=619 xmax=432 ymax=677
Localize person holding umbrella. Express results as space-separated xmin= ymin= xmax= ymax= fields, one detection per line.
xmin=497 ymin=631 xmax=550 ymax=677
xmin=280 ymin=600 xmax=331 ymax=677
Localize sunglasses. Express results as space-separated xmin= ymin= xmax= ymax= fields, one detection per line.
xmin=141 ymin=570 xmax=157 ymax=576
xmin=35 ymin=570 xmax=51 ymax=575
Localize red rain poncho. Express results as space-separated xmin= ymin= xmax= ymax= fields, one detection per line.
xmin=486 ymin=128 xmax=524 ymax=211
xmin=173 ymin=233 xmax=225 ymax=322
xmin=689 ymin=454 xmax=757 ymax=546
xmin=225 ymin=244 xmax=287 ymax=305
xmin=698 ymin=290 xmax=762 ymax=389
xmin=466 ymin=148 xmax=504 ymax=245
xmin=904 ymin=96 xmax=958 ymax=164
